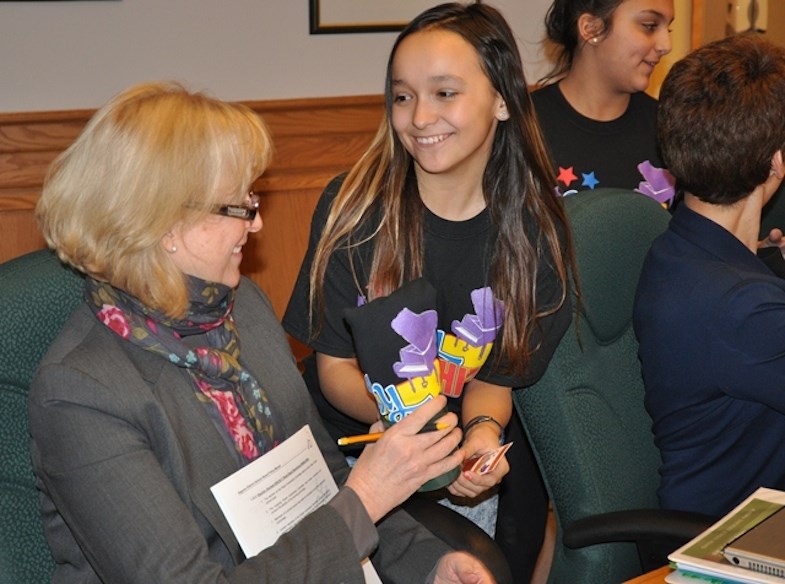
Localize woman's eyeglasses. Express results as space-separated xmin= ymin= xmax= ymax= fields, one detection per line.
xmin=212 ymin=192 xmax=260 ymax=221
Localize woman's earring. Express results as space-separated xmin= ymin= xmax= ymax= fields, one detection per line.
xmin=163 ymin=231 xmax=177 ymax=254
xmin=497 ymin=109 xmax=510 ymax=121
xmin=589 ymin=36 xmax=600 ymax=45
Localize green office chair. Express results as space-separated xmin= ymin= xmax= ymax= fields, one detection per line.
xmin=0 ymin=249 xmax=85 ymax=584
xmin=513 ymin=189 xmax=713 ymax=584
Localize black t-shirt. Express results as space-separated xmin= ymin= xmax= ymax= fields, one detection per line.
xmin=283 ymin=175 xmax=571 ymax=440
xmin=532 ymin=82 xmax=665 ymax=195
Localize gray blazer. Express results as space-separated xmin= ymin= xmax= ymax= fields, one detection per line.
xmin=29 ymin=278 xmax=449 ymax=584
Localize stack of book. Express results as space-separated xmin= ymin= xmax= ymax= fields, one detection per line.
xmin=667 ymin=487 xmax=785 ymax=583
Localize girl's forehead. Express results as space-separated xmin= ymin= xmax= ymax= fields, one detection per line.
xmin=392 ymin=29 xmax=484 ymax=75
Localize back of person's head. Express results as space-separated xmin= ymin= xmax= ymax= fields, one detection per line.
xmin=37 ymin=81 xmax=272 ymax=316
xmin=541 ymin=0 xmax=625 ymax=82
xmin=658 ymin=33 xmax=785 ymax=204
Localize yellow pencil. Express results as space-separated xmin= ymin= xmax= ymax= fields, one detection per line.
xmin=337 ymin=421 xmax=451 ymax=446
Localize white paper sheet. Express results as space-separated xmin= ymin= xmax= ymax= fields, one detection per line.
xmin=210 ymin=424 xmax=381 ymax=583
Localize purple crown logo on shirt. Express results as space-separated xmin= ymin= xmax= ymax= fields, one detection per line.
xmin=391 ymin=308 xmax=438 ymax=380
xmin=451 ymin=287 xmax=504 ymax=348
xmin=636 ymin=161 xmax=676 ymax=206
xmin=366 ymin=307 xmax=441 ymax=425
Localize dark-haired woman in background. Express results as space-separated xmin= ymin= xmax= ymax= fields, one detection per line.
xmin=533 ymin=0 xmax=676 ymax=205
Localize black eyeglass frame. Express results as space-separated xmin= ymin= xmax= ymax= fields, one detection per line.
xmin=212 ymin=192 xmax=261 ymax=221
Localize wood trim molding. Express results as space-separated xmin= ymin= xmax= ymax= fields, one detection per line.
xmin=691 ymin=0 xmax=704 ymax=50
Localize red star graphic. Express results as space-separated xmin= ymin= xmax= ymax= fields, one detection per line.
xmin=557 ymin=166 xmax=577 ymax=187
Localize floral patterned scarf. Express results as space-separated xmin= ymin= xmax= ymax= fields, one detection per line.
xmin=85 ymin=276 xmax=278 ymax=462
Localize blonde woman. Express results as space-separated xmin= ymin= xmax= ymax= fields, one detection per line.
xmin=31 ymin=81 xmax=491 ymax=584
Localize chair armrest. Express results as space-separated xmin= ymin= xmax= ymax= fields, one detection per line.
xmin=401 ymin=497 xmax=513 ymax=584
xmin=563 ymin=509 xmax=716 ymax=549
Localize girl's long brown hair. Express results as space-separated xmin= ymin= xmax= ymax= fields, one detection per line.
xmin=309 ymin=3 xmax=577 ymax=378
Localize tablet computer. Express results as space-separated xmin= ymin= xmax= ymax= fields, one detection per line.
xmin=722 ymin=506 xmax=785 ymax=579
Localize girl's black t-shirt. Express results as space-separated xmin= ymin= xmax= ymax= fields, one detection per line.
xmin=283 ymin=174 xmax=571 ymax=441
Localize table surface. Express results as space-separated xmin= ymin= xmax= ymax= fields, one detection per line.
xmin=623 ymin=565 xmax=672 ymax=583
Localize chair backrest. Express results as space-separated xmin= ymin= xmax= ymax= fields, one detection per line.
xmin=0 ymin=250 xmax=85 ymax=584
xmin=513 ymin=189 xmax=671 ymax=584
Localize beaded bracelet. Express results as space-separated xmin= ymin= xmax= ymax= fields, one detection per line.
xmin=463 ymin=415 xmax=505 ymax=445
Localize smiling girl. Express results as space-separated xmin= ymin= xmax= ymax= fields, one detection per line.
xmin=533 ymin=0 xmax=676 ymax=202
xmin=284 ymin=3 xmax=576 ymax=581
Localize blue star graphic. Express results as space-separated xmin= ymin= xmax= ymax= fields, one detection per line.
xmin=581 ymin=171 xmax=599 ymax=189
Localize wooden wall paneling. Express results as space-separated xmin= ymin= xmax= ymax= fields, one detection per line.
xmin=241 ymin=186 xmax=322 ymax=363
xmin=0 ymin=110 xmax=93 ymax=262
xmin=249 ymin=94 xmax=384 ymax=318
xmin=0 ymin=95 xmax=385 ymax=325
xmin=241 ymin=187 xmax=321 ymax=320
xmin=0 ymin=199 xmax=46 ymax=264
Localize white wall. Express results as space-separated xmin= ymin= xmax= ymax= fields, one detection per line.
xmin=0 ymin=0 xmax=552 ymax=113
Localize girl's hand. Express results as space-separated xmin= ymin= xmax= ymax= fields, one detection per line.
xmin=447 ymin=422 xmax=508 ymax=498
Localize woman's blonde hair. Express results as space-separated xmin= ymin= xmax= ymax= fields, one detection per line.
xmin=37 ymin=81 xmax=272 ymax=317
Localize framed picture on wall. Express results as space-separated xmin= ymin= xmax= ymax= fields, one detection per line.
xmin=310 ymin=0 xmax=478 ymax=34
